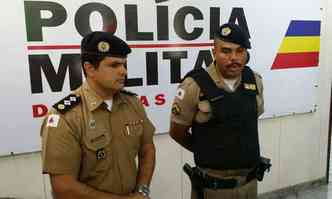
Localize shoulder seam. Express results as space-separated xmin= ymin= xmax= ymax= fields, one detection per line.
xmin=120 ymin=89 xmax=137 ymax=96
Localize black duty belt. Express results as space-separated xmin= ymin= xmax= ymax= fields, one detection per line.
xmin=183 ymin=157 xmax=271 ymax=190
xmin=195 ymin=167 xmax=256 ymax=189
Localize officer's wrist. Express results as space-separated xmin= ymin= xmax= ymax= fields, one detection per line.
xmin=136 ymin=184 xmax=150 ymax=197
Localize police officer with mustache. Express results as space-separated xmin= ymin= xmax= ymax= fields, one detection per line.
xmin=170 ymin=23 xmax=268 ymax=199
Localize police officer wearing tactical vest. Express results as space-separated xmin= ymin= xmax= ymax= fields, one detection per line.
xmin=41 ymin=32 xmax=156 ymax=199
xmin=169 ymin=23 xmax=270 ymax=199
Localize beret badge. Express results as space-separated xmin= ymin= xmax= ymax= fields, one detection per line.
xmin=221 ymin=27 xmax=232 ymax=36
xmin=97 ymin=41 xmax=110 ymax=52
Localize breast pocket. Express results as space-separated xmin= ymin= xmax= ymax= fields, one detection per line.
xmin=123 ymin=120 xmax=144 ymax=154
xmin=83 ymin=129 xmax=111 ymax=173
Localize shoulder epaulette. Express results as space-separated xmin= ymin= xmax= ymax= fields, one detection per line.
xmin=120 ymin=90 xmax=137 ymax=96
xmin=241 ymin=66 xmax=258 ymax=94
xmin=53 ymin=94 xmax=81 ymax=114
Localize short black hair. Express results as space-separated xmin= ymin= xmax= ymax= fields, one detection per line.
xmin=81 ymin=54 xmax=106 ymax=77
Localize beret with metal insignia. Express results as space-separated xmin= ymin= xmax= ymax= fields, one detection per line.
xmin=81 ymin=31 xmax=131 ymax=59
xmin=215 ymin=23 xmax=251 ymax=49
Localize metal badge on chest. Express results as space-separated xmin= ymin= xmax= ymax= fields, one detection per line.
xmin=89 ymin=119 xmax=96 ymax=129
xmin=96 ymin=148 xmax=106 ymax=160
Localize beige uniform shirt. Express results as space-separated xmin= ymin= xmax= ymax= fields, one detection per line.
xmin=171 ymin=62 xmax=264 ymax=125
xmin=41 ymin=82 xmax=155 ymax=194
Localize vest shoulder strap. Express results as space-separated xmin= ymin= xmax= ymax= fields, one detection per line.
xmin=241 ymin=66 xmax=258 ymax=95
xmin=184 ymin=68 xmax=225 ymax=102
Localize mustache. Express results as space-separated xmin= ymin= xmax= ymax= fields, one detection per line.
xmin=226 ymin=62 xmax=242 ymax=68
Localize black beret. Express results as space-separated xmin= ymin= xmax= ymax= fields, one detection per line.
xmin=81 ymin=31 xmax=131 ymax=57
xmin=215 ymin=23 xmax=251 ymax=49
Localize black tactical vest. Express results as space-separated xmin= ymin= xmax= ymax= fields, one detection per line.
xmin=186 ymin=66 xmax=260 ymax=169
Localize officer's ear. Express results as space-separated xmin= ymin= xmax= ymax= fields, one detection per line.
xmin=245 ymin=50 xmax=250 ymax=64
xmin=84 ymin=61 xmax=96 ymax=76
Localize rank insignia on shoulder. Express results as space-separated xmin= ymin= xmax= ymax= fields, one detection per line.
xmin=96 ymin=148 xmax=106 ymax=160
xmin=120 ymin=89 xmax=137 ymax=96
xmin=244 ymin=83 xmax=256 ymax=91
xmin=53 ymin=94 xmax=81 ymax=114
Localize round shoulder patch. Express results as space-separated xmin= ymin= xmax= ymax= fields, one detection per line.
xmin=176 ymin=88 xmax=185 ymax=100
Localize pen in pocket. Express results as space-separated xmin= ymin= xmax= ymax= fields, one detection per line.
xmin=125 ymin=124 xmax=131 ymax=135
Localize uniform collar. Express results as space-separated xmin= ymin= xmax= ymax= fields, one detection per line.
xmin=82 ymin=82 xmax=127 ymax=112
xmin=112 ymin=92 xmax=128 ymax=112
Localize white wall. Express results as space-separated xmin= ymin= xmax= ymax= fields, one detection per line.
xmin=1 ymin=1 xmax=332 ymax=198
xmin=0 ymin=113 xmax=329 ymax=199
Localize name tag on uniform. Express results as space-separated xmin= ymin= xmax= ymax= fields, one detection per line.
xmin=244 ymin=83 xmax=256 ymax=91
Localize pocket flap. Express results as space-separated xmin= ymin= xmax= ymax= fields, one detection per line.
xmin=84 ymin=129 xmax=111 ymax=151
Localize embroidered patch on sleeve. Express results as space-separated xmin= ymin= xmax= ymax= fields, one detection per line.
xmin=46 ymin=114 xmax=60 ymax=128
xmin=171 ymin=103 xmax=181 ymax=115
